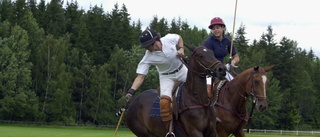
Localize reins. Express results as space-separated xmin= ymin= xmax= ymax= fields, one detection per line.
xmin=179 ymin=95 xmax=212 ymax=114
xmin=179 ymin=46 xmax=222 ymax=78
xmin=247 ymin=100 xmax=256 ymax=133
xmin=235 ymin=70 xmax=267 ymax=101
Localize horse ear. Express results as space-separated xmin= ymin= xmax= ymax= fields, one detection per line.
xmin=264 ymin=65 xmax=275 ymax=72
xmin=254 ymin=66 xmax=259 ymax=71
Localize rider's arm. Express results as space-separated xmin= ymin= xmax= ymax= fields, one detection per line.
xmin=130 ymin=74 xmax=145 ymax=90
xmin=231 ymin=54 xmax=240 ymax=66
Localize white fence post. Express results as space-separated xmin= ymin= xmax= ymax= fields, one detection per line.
xmin=245 ymin=129 xmax=320 ymax=136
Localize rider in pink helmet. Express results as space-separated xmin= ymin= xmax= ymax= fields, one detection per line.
xmin=204 ymin=17 xmax=241 ymax=92
xmin=205 ymin=17 xmax=238 ymax=66
xmin=208 ymin=17 xmax=226 ymax=29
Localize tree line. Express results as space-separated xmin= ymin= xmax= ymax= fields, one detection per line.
xmin=0 ymin=0 xmax=319 ymax=130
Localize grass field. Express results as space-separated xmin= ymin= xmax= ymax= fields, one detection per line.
xmin=0 ymin=125 xmax=135 ymax=137
xmin=0 ymin=125 xmax=319 ymax=137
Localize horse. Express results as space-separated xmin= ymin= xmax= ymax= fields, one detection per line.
xmin=125 ymin=45 xmax=226 ymax=137
xmin=213 ymin=65 xmax=274 ymax=137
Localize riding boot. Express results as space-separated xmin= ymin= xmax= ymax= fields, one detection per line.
xmin=160 ymin=95 xmax=172 ymax=122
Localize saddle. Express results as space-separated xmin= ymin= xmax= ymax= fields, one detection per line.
xmin=172 ymin=82 xmax=183 ymax=120
xmin=155 ymin=82 xmax=182 ymax=120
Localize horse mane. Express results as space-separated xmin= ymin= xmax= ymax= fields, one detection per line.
xmin=233 ymin=66 xmax=260 ymax=80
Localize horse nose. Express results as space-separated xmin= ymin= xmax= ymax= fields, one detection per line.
xmin=218 ymin=66 xmax=227 ymax=77
xmin=257 ymin=103 xmax=267 ymax=112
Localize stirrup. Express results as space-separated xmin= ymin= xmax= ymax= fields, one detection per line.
xmin=165 ymin=132 xmax=175 ymax=137
xmin=165 ymin=119 xmax=175 ymax=137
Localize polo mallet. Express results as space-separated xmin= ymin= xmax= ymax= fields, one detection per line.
xmin=229 ymin=0 xmax=239 ymax=62
xmin=114 ymin=102 xmax=129 ymax=137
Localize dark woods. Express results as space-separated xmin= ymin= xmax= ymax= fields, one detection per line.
xmin=0 ymin=0 xmax=319 ymax=130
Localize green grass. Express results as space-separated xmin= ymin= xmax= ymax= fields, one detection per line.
xmin=245 ymin=132 xmax=320 ymax=137
xmin=0 ymin=125 xmax=319 ymax=137
xmin=0 ymin=125 xmax=135 ymax=137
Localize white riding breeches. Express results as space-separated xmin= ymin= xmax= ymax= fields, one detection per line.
xmin=159 ymin=65 xmax=188 ymax=100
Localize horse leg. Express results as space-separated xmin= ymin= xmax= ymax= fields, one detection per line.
xmin=233 ymin=130 xmax=245 ymax=137
xmin=126 ymin=105 xmax=152 ymax=137
xmin=207 ymin=84 xmax=211 ymax=97
xmin=126 ymin=117 xmax=151 ymax=137
xmin=216 ymin=126 xmax=228 ymax=137
xmin=217 ymin=131 xmax=228 ymax=137
xmin=126 ymin=90 xmax=159 ymax=137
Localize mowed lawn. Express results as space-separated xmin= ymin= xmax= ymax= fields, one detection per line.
xmin=0 ymin=125 xmax=135 ymax=137
xmin=0 ymin=125 xmax=318 ymax=137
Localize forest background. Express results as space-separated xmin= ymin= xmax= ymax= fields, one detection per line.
xmin=0 ymin=0 xmax=320 ymax=130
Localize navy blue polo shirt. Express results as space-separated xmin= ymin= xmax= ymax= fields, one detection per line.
xmin=204 ymin=36 xmax=237 ymax=63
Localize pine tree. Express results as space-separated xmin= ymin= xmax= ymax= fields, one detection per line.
xmin=0 ymin=25 xmax=38 ymax=121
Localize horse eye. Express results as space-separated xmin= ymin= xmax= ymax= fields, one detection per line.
xmin=254 ymin=80 xmax=259 ymax=84
xmin=196 ymin=54 xmax=203 ymax=58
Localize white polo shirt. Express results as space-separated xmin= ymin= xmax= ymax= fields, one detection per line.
xmin=136 ymin=33 xmax=182 ymax=75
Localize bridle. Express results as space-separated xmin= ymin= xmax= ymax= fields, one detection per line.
xmin=243 ymin=69 xmax=268 ymax=133
xmin=180 ymin=46 xmax=222 ymax=78
xmin=235 ymin=69 xmax=267 ymax=102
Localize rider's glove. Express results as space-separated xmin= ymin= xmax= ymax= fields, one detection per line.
xmin=225 ymin=63 xmax=232 ymax=71
xmin=125 ymin=88 xmax=136 ymax=102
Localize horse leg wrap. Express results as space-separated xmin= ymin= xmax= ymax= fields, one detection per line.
xmin=160 ymin=96 xmax=172 ymax=122
xmin=207 ymin=84 xmax=211 ymax=97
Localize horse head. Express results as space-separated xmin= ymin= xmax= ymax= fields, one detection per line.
xmin=243 ymin=65 xmax=274 ymax=112
xmin=183 ymin=44 xmax=226 ymax=80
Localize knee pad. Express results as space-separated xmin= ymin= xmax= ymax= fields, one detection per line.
xmin=160 ymin=95 xmax=172 ymax=122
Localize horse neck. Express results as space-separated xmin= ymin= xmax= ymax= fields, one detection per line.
xmin=184 ymin=72 xmax=208 ymax=104
xmin=224 ymin=75 xmax=250 ymax=110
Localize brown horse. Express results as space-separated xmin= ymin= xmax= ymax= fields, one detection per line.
xmin=214 ymin=65 xmax=274 ymax=137
xmin=125 ymin=45 xmax=226 ymax=137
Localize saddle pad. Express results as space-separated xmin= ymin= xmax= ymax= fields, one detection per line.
xmin=149 ymin=83 xmax=183 ymax=117
xmin=149 ymin=97 xmax=161 ymax=117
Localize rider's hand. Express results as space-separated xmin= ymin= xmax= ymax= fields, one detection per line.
xmin=177 ymin=48 xmax=184 ymax=57
xmin=231 ymin=60 xmax=236 ymax=67
xmin=225 ymin=63 xmax=232 ymax=71
xmin=233 ymin=65 xmax=239 ymax=69
xmin=125 ymin=88 xmax=136 ymax=102
xmin=125 ymin=93 xmax=133 ymax=102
